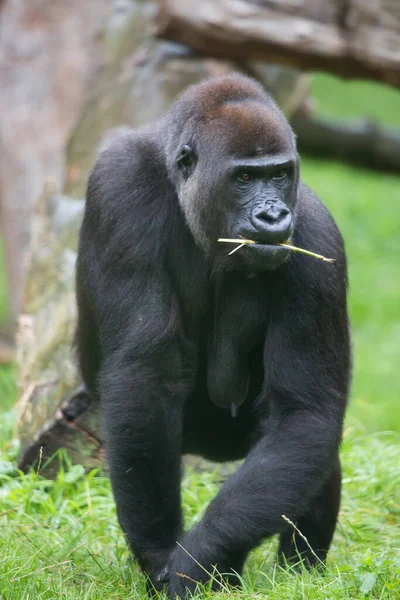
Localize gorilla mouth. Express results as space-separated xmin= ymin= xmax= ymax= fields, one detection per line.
xmin=218 ymin=237 xmax=291 ymax=256
xmin=217 ymin=238 xmax=335 ymax=263
xmin=217 ymin=237 xmax=291 ymax=270
xmin=246 ymin=242 xmax=290 ymax=255
xmin=240 ymin=241 xmax=292 ymax=267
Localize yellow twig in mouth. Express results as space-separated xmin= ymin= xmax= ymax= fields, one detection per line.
xmin=218 ymin=238 xmax=255 ymax=255
xmin=228 ymin=243 xmax=246 ymax=255
xmin=217 ymin=238 xmax=335 ymax=263
xmin=280 ymin=240 xmax=336 ymax=263
xmin=218 ymin=238 xmax=256 ymax=244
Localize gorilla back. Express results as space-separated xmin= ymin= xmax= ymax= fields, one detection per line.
xmin=76 ymin=73 xmax=351 ymax=598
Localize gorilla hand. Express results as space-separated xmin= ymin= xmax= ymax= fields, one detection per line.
xmin=159 ymin=528 xmax=244 ymax=599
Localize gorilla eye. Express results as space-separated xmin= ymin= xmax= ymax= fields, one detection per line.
xmin=180 ymin=152 xmax=194 ymax=168
xmin=237 ymin=172 xmax=252 ymax=183
xmin=274 ymin=168 xmax=288 ymax=180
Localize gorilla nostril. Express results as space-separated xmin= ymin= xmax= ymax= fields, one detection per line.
xmin=256 ymin=205 xmax=289 ymax=223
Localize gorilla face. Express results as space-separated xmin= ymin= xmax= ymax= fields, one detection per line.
xmin=172 ymin=96 xmax=299 ymax=271
xmin=219 ymin=151 xmax=298 ymax=270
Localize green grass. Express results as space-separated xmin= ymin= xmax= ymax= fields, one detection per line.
xmin=312 ymin=74 xmax=400 ymax=125
xmin=302 ymin=161 xmax=400 ymax=432
xmin=0 ymin=73 xmax=399 ymax=599
xmin=0 ymin=430 xmax=399 ymax=599
xmin=305 ymin=73 xmax=400 ymax=432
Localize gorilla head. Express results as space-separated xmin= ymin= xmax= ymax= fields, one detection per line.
xmin=166 ymin=75 xmax=299 ymax=270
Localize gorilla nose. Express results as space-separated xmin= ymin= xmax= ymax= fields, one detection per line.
xmin=255 ymin=202 xmax=289 ymax=223
xmin=251 ymin=202 xmax=292 ymax=243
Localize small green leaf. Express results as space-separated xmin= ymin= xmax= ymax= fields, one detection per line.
xmin=29 ymin=489 xmax=49 ymax=505
xmin=0 ymin=461 xmax=19 ymax=476
xmin=64 ymin=464 xmax=85 ymax=484
xmin=359 ymin=572 xmax=377 ymax=595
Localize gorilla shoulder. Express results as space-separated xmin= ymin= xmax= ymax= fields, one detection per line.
xmin=82 ymin=126 xmax=179 ymax=270
xmin=296 ymin=181 xmax=346 ymax=265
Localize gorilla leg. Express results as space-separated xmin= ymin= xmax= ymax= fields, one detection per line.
xmin=278 ymin=457 xmax=341 ymax=567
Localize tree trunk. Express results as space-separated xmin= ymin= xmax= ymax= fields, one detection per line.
xmin=0 ymin=0 xmax=108 ymax=334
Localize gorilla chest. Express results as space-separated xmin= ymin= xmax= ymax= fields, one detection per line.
xmin=203 ymin=277 xmax=268 ymax=412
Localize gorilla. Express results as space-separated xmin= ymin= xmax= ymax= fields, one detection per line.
xmin=76 ymin=73 xmax=351 ymax=598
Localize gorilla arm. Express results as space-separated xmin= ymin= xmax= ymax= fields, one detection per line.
xmin=165 ymin=260 xmax=349 ymax=597
xmin=98 ymin=277 xmax=191 ymax=582
xmin=76 ymin=133 xmax=195 ymax=586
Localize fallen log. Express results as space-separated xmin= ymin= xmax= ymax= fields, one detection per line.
xmin=156 ymin=0 xmax=400 ymax=87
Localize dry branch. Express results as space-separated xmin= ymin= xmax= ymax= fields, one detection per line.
xmin=292 ymin=112 xmax=400 ymax=173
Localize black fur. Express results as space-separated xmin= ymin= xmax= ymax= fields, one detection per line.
xmin=75 ymin=74 xmax=351 ymax=598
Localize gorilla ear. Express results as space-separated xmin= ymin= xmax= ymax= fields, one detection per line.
xmin=176 ymin=144 xmax=196 ymax=178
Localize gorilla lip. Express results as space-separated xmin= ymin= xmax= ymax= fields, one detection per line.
xmin=217 ymin=238 xmax=336 ymax=263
